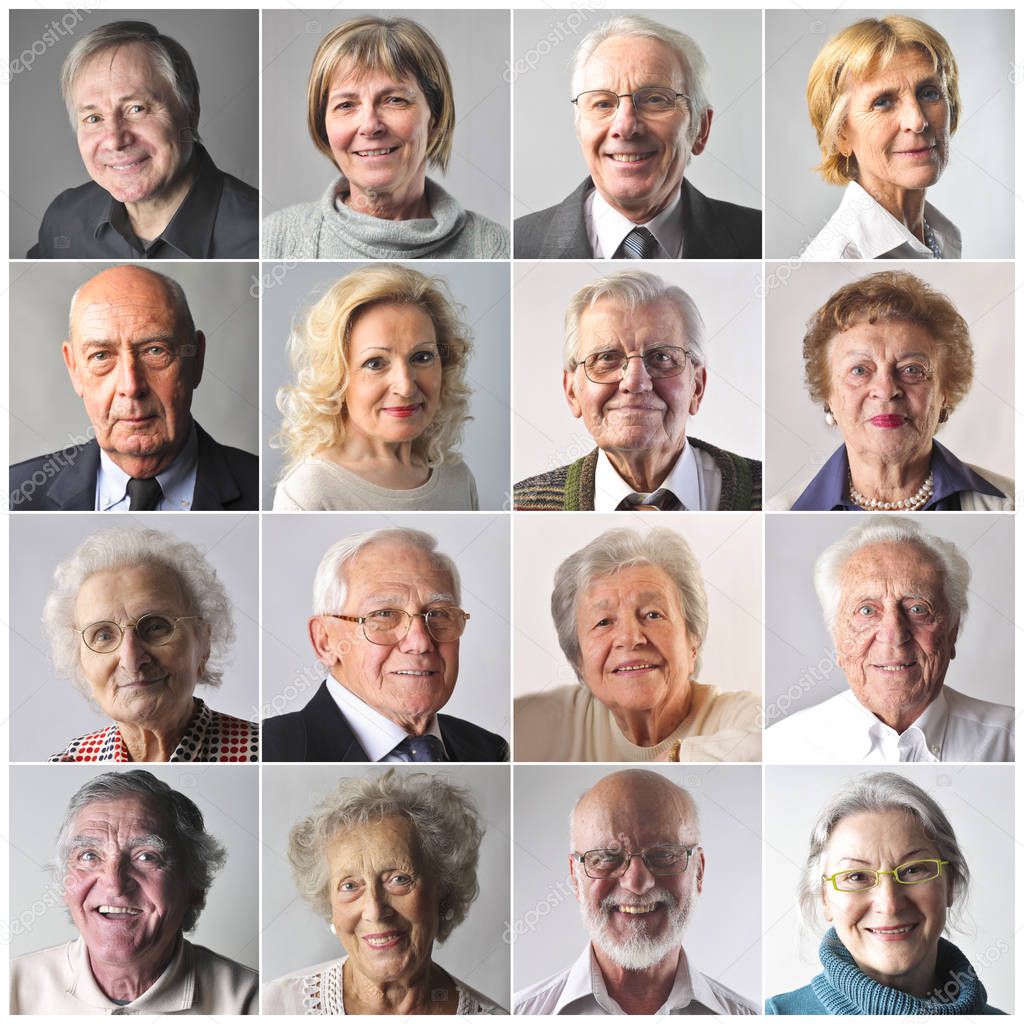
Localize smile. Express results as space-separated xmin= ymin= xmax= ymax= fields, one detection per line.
xmin=392 ymin=669 xmax=437 ymax=677
xmin=382 ymin=405 xmax=422 ymax=418
xmin=870 ymin=415 xmax=907 ymax=428
xmin=866 ymin=924 xmax=918 ymax=939
xmin=362 ymin=931 xmax=405 ymax=948
xmin=104 ymin=157 xmax=149 ymax=172
xmin=609 ymin=152 xmax=655 ymax=163
xmin=894 ymin=145 xmax=936 ymax=156
xmin=612 ymin=663 xmax=658 ymax=674
xmin=97 ymin=905 xmax=142 ymax=917
xmin=354 ymin=147 xmax=399 ymax=157
xmin=872 ymin=662 xmax=915 ymax=672
xmin=616 ymin=902 xmax=659 ymax=914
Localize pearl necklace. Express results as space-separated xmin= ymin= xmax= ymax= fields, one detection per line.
xmin=848 ymin=472 xmax=934 ymax=511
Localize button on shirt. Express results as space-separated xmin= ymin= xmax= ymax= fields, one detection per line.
xmin=585 ymin=189 xmax=684 ymax=258
xmin=765 ymin=687 xmax=1015 ymax=763
xmin=594 ymin=443 xmax=716 ymax=512
xmin=325 ymin=676 xmax=448 ymax=762
xmin=513 ymin=945 xmax=758 ymax=1015
xmin=96 ymin=424 xmax=199 ymax=511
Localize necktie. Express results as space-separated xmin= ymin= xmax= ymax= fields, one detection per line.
xmin=126 ymin=477 xmax=164 ymax=511
xmin=616 ymin=488 xmax=684 ymax=511
xmin=618 ymin=226 xmax=658 ymax=259
xmin=391 ymin=735 xmax=447 ymax=762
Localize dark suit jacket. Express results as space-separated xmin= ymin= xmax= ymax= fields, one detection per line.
xmin=514 ymin=177 xmax=761 ymax=259
xmin=9 ymin=421 xmax=259 ymax=511
xmin=263 ymin=681 xmax=510 ymax=762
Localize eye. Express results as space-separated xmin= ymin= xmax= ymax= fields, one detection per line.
xmin=899 ymin=363 xmax=928 ymax=380
xmin=135 ymin=850 xmax=164 ymax=864
xmin=642 ymin=609 xmax=667 ymax=621
xmin=856 ymin=604 xmax=876 ymax=617
xmin=410 ymin=350 xmax=438 ymax=366
xmin=848 ymin=365 xmax=870 ymax=378
xmin=385 ymin=872 xmax=415 ymax=891
xmin=367 ymin=608 xmax=401 ymax=622
xmin=594 ymin=617 xmax=613 ymax=629
xmin=906 ymin=602 xmax=932 ymax=617
xmin=127 ymin=103 xmax=146 ymax=115
xmin=919 ymin=85 xmax=944 ymax=102
xmin=424 ymin=607 xmax=454 ymax=622
xmin=78 ymin=850 xmax=99 ymax=863
xmin=333 ymin=100 xmax=356 ymax=112
xmin=361 ymin=357 xmax=387 ymax=371
xmin=870 ymin=94 xmax=894 ymax=110
xmin=384 ymin=95 xmax=411 ymax=107
xmin=87 ymin=350 xmax=113 ymax=363
xmin=82 ymin=113 xmax=101 ymax=125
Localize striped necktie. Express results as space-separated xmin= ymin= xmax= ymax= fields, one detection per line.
xmin=618 ymin=226 xmax=658 ymax=259
xmin=616 ymin=488 xmax=684 ymax=511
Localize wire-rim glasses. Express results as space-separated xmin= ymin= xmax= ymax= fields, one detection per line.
xmin=327 ymin=606 xmax=470 ymax=646
xmin=571 ymin=87 xmax=691 ymax=120
xmin=574 ymin=844 xmax=699 ymax=879
xmin=578 ymin=346 xmax=692 ymax=384
xmin=75 ymin=614 xmax=201 ymax=654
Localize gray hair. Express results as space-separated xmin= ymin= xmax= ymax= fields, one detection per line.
xmin=68 ymin=266 xmax=197 ymax=341
xmin=55 ymin=769 xmax=226 ymax=933
xmin=43 ymin=528 xmax=235 ymax=694
xmin=814 ymin=516 xmax=970 ymax=633
xmin=288 ymin=770 xmax=483 ymax=943
xmin=60 ymin=21 xmax=201 ymax=135
xmin=312 ymin=528 xmax=460 ymax=615
xmin=798 ymin=771 xmax=969 ymax=939
xmin=552 ymin=528 xmax=708 ymax=681
xmin=562 ymin=271 xmax=706 ymax=371
xmin=570 ymin=15 xmax=711 ymax=140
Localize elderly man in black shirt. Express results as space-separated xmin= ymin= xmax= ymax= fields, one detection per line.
xmin=28 ymin=21 xmax=257 ymax=259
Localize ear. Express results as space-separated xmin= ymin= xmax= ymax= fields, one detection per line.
xmin=689 ymin=107 xmax=713 ymax=157
xmin=563 ymin=368 xmax=583 ymax=420
xmin=693 ymin=847 xmax=706 ymax=894
xmin=836 ymin=129 xmax=852 ymax=159
xmin=62 ymin=340 xmax=85 ymax=398
xmin=822 ymin=885 xmax=833 ymax=923
xmin=688 ymin=366 xmax=707 ymax=416
xmin=308 ymin=616 xmax=341 ymax=667
xmin=568 ymin=853 xmax=581 ymax=899
xmin=189 ymin=330 xmax=206 ymax=389
xmin=945 ymin=873 xmax=954 ymax=909
xmin=948 ymin=619 xmax=959 ymax=663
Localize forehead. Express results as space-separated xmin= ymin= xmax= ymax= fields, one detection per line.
xmin=580 ymin=34 xmax=685 ymax=88
xmin=579 ymin=297 xmax=687 ymax=348
xmin=75 ymin=563 xmax=188 ymax=616
xmin=839 ymin=541 xmax=943 ymax=596
xmin=326 ymin=815 xmax=422 ymax=872
xmin=579 ymin=564 xmax=679 ymax=607
xmin=348 ymin=303 xmax=437 ymax=348
xmin=829 ymin=319 xmax=937 ymax=363
xmin=71 ymin=273 xmax=181 ymax=345
xmin=74 ymin=42 xmax=168 ymax=101
xmin=827 ymin=808 xmax=934 ymax=856
xmin=328 ymin=63 xmax=422 ymax=95
xmin=72 ymin=794 xmax=171 ymax=838
xmin=849 ymin=47 xmax=939 ymax=93
xmin=574 ymin=793 xmax=692 ymax=848
xmin=343 ymin=541 xmax=454 ymax=596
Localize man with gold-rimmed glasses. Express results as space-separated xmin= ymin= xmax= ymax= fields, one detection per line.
xmin=262 ymin=527 xmax=508 ymax=762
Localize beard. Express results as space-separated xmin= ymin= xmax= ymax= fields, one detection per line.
xmin=580 ymin=885 xmax=693 ymax=971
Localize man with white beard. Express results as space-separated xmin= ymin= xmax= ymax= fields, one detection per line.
xmin=514 ymin=770 xmax=757 ymax=1014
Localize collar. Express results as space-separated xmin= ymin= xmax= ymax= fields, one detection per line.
xmin=325 ymin=675 xmax=446 ymax=762
xmin=791 ymin=440 xmax=1004 ymax=511
xmin=97 ymin=421 xmax=198 ymax=511
xmin=67 ymin=934 xmax=194 ymax=1012
xmin=593 ymin=442 xmax=699 ymax=511
xmin=585 ymin=188 xmax=684 ymax=258
xmin=96 ymin=145 xmax=223 ymax=258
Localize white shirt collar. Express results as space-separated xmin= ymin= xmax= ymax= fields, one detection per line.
xmin=96 ymin=420 xmax=198 ymax=511
xmin=325 ymin=675 xmax=446 ymax=761
xmin=69 ymin=935 xmax=193 ymax=1011
xmin=585 ymin=188 xmax=684 ymax=258
xmin=593 ymin=442 xmax=701 ymax=511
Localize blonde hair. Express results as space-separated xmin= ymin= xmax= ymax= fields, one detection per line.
xmin=306 ymin=16 xmax=456 ymax=173
xmin=275 ymin=265 xmax=472 ymax=474
xmin=806 ymin=16 xmax=960 ymax=184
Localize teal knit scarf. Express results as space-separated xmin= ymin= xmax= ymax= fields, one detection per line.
xmin=810 ymin=927 xmax=991 ymax=1014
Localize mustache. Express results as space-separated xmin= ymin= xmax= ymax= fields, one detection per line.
xmin=598 ymin=885 xmax=679 ymax=914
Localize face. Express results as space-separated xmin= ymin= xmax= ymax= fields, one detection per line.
xmin=564 ymin=298 xmax=706 ymax=467
xmin=75 ymin=564 xmax=209 ymax=731
xmin=325 ymin=68 xmax=433 ymax=211
xmin=826 ymin=320 xmax=944 ymax=468
xmin=575 ymin=35 xmax=710 ymax=222
xmin=311 ymin=540 xmax=460 ymax=730
xmin=840 ymin=48 xmax=950 ymax=208
xmin=63 ymin=795 xmax=195 ymax=976
xmin=570 ymin=777 xmax=703 ymax=970
xmin=63 ymin=266 xmax=205 ymax=479
xmin=328 ymin=816 xmax=439 ymax=988
xmin=575 ymin=564 xmax=698 ymax=723
xmin=833 ymin=542 xmax=957 ymax=732
xmin=72 ymin=43 xmax=194 ymax=206
xmin=344 ymin=304 xmax=443 ymax=447
xmin=823 ymin=809 xmax=952 ymax=996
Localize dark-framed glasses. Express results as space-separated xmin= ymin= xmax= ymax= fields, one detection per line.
xmin=574 ymin=844 xmax=699 ymax=879
xmin=823 ymin=858 xmax=950 ymax=893
xmin=328 ymin=606 xmax=470 ymax=646
xmin=579 ymin=346 xmax=692 ymax=384
xmin=571 ymin=87 xmax=690 ymax=120
xmin=75 ymin=614 xmax=200 ymax=654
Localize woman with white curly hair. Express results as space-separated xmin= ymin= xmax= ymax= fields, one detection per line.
xmin=43 ymin=528 xmax=258 ymax=762
xmin=262 ymin=770 xmax=505 ymax=1015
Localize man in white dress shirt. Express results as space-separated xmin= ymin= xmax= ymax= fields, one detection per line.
xmin=514 ymin=770 xmax=757 ymax=1015
xmin=766 ymin=517 xmax=1014 ymax=763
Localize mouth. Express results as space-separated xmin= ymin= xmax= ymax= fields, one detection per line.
xmin=381 ymin=404 xmax=423 ymax=418
xmin=870 ymin=415 xmax=908 ymax=428
xmin=866 ymin=923 xmax=919 ymax=939
xmin=353 ymin=146 xmax=399 ymax=158
xmin=612 ymin=662 xmax=660 ymax=675
xmin=96 ymin=905 xmax=143 ymax=918
xmin=615 ymin=901 xmax=662 ymax=915
xmin=391 ymin=669 xmax=439 ymax=678
xmin=894 ymin=144 xmax=936 ymax=157
xmin=361 ymin=930 xmax=406 ymax=949
xmin=118 ymin=675 xmax=168 ymax=690
xmin=870 ymin=661 xmax=917 ymax=673
xmin=607 ymin=151 xmax=656 ymax=164
xmin=103 ymin=155 xmax=150 ymax=173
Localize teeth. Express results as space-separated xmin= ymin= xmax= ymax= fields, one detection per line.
xmin=394 ymin=670 xmax=431 ymax=676
xmin=98 ymin=906 xmax=140 ymax=915
xmin=365 ymin=935 xmax=401 ymax=946
xmin=618 ymin=903 xmax=656 ymax=914
xmin=611 ymin=153 xmax=649 ymax=162
xmin=876 ymin=664 xmax=912 ymax=672
xmin=870 ymin=925 xmax=914 ymax=934
xmin=616 ymin=665 xmax=656 ymax=673
xmin=356 ymin=147 xmax=397 ymax=156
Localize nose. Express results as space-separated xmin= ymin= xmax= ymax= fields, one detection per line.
xmin=899 ymin=95 xmax=929 ymax=134
xmin=100 ymin=113 xmax=134 ymax=149
xmin=613 ymin=615 xmax=647 ymax=648
xmin=875 ymin=604 xmax=911 ymax=646
xmin=360 ymin=881 xmax=392 ymax=922
xmin=397 ymin=612 xmax=436 ymax=653
xmin=117 ymin=624 xmax=153 ymax=672
xmin=610 ymin=94 xmax=641 ymax=136
xmin=869 ymin=872 xmax=909 ymax=914
xmin=389 ymin=361 xmax=416 ymax=397
xmin=357 ymin=102 xmax=386 ymax=136
xmin=117 ymin=352 xmax=149 ymax=397
xmin=867 ymin=365 xmax=903 ymax=401
xmin=618 ymin=354 xmax=654 ymax=393
xmin=618 ymin=853 xmax=657 ymax=895
xmin=100 ymin=854 xmax=133 ymax=892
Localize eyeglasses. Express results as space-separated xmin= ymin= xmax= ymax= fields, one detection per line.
xmin=573 ymin=844 xmax=699 ymax=879
xmin=577 ymin=346 xmax=693 ymax=384
xmin=571 ymin=87 xmax=691 ymax=121
xmin=823 ymin=858 xmax=950 ymax=893
xmin=327 ymin=606 xmax=470 ymax=646
xmin=75 ymin=614 xmax=200 ymax=654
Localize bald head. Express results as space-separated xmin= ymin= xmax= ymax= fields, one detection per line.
xmin=69 ymin=266 xmax=195 ymax=341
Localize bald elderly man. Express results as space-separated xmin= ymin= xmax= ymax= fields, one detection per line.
xmin=9 ymin=265 xmax=258 ymax=511
xmin=515 ymin=770 xmax=757 ymax=1014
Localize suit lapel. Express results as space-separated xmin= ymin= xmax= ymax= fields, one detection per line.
xmin=548 ymin=179 xmax=594 ymax=258
xmin=302 ymin=682 xmax=370 ymax=761
xmin=191 ymin=422 xmax=242 ymax=511
xmin=48 ymin=440 xmax=101 ymax=510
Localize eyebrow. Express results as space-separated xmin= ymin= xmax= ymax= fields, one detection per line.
xmin=590 ymin=589 xmax=668 ymax=609
xmin=836 ymin=350 xmax=932 ymax=361
xmin=835 ymin=848 xmax=928 ymax=865
xmin=69 ymin=834 xmax=170 ymax=852
xmin=77 ymin=91 xmax=156 ymax=112
xmin=79 ymin=335 xmax=179 ymax=349
xmin=362 ymin=591 xmax=456 ymax=606
xmin=328 ymin=83 xmax=415 ymax=101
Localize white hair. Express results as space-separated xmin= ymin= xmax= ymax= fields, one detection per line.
xmin=814 ymin=516 xmax=970 ymax=633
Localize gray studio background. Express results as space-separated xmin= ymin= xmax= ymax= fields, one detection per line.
xmin=10 ymin=764 xmax=259 ymax=971
xmin=261 ymin=513 xmax=510 ymax=741
xmin=512 ymin=9 xmax=762 ymax=220
xmin=512 ymin=262 xmax=762 ymax=484
xmin=261 ymin=764 xmax=510 ymax=1006
xmin=260 ymin=261 xmax=510 ymax=510
xmin=764 ymin=764 xmax=1013 ymax=1009
xmin=9 ymin=10 xmax=259 ymax=257
xmin=10 ymin=514 xmax=259 ymax=762
xmin=10 ymin=262 xmax=259 ymax=466
xmin=261 ymin=11 xmax=510 ymax=229
xmin=514 ymin=513 xmax=762 ymax=703
xmin=765 ymin=10 xmax=1013 ymax=258
xmin=764 ymin=261 xmax=1014 ymax=503
xmin=513 ymin=764 xmax=761 ymax=1005
xmin=763 ymin=513 xmax=1013 ymax=735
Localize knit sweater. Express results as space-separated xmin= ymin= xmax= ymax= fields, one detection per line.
xmin=765 ymin=928 xmax=1004 ymax=1015
xmin=513 ymin=440 xmax=762 ymax=511
xmin=262 ymin=177 xmax=508 ymax=259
